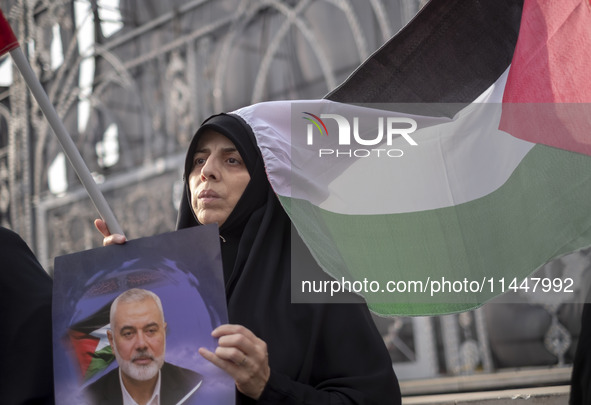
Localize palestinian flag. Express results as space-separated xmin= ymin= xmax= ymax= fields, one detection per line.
xmin=234 ymin=0 xmax=591 ymax=316
xmin=0 ymin=9 xmax=18 ymax=56
xmin=66 ymin=302 xmax=115 ymax=380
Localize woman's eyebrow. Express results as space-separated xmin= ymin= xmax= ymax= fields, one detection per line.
xmin=194 ymin=147 xmax=237 ymax=154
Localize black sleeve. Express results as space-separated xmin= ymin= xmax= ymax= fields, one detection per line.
xmin=0 ymin=227 xmax=55 ymax=405
xmin=257 ymin=303 xmax=401 ymax=405
xmin=571 ymin=300 xmax=591 ymax=405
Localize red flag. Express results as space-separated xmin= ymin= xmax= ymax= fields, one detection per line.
xmin=67 ymin=330 xmax=102 ymax=376
xmin=66 ymin=301 xmax=115 ymax=379
xmin=500 ymin=0 xmax=591 ymax=155
xmin=0 ymin=8 xmax=19 ymax=56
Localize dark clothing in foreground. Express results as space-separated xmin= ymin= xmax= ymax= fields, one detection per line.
xmin=0 ymin=227 xmax=54 ymax=404
xmin=570 ymin=302 xmax=591 ymax=404
xmin=84 ymin=362 xmax=203 ymax=405
xmin=177 ymin=114 xmax=401 ymax=404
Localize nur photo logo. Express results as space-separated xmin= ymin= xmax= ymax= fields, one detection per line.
xmin=302 ymin=111 xmax=418 ymax=158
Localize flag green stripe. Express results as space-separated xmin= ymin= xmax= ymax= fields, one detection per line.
xmin=281 ymin=144 xmax=591 ymax=316
xmin=85 ymin=345 xmax=114 ymax=380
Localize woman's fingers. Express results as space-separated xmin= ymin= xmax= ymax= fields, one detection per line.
xmin=94 ymin=219 xmax=110 ymax=237
xmin=93 ymin=219 xmax=126 ymax=246
xmin=214 ymin=324 xmax=268 ymax=367
xmin=198 ymin=347 xmax=229 ymax=368
xmin=102 ymin=234 xmax=126 ymax=246
xmin=217 ymin=330 xmax=255 ymax=352
xmin=199 ymin=324 xmax=270 ymax=400
xmin=213 ymin=345 xmax=247 ymax=365
xmin=212 ymin=324 xmax=258 ymax=341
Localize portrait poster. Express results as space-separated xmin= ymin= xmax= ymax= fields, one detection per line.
xmin=52 ymin=224 xmax=235 ymax=404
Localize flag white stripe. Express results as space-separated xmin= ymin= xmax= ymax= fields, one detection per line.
xmin=236 ymin=68 xmax=536 ymax=215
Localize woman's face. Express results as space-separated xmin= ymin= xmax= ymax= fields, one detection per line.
xmin=188 ymin=130 xmax=251 ymax=227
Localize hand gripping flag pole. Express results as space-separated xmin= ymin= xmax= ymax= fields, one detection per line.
xmin=0 ymin=9 xmax=125 ymax=237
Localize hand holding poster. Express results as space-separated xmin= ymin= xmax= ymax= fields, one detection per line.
xmin=52 ymin=225 xmax=234 ymax=405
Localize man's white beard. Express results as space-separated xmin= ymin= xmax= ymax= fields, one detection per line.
xmin=113 ymin=342 xmax=165 ymax=381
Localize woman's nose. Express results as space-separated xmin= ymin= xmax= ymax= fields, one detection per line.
xmin=201 ymin=158 xmax=219 ymax=181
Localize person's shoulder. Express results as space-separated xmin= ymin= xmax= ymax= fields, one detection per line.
xmin=160 ymin=363 xmax=204 ymax=403
xmin=0 ymin=226 xmax=19 ymax=240
xmin=84 ymin=367 xmax=120 ymax=397
xmin=0 ymin=226 xmax=32 ymax=258
xmin=161 ymin=362 xmax=203 ymax=386
xmin=0 ymin=226 xmax=51 ymax=297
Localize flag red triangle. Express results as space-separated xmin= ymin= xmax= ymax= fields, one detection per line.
xmin=500 ymin=0 xmax=591 ymax=155
xmin=0 ymin=9 xmax=19 ymax=56
xmin=67 ymin=330 xmax=100 ymax=377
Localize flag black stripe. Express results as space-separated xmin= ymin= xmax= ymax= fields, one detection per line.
xmin=326 ymin=0 xmax=524 ymax=117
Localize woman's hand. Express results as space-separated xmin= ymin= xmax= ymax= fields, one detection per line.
xmin=199 ymin=324 xmax=270 ymax=400
xmin=94 ymin=219 xmax=126 ymax=246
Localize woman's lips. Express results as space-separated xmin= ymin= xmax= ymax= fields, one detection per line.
xmin=198 ymin=189 xmax=220 ymax=204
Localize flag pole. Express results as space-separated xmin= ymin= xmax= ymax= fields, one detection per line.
xmin=0 ymin=9 xmax=125 ymax=236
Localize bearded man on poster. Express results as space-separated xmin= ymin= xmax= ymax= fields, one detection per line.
xmin=84 ymin=288 xmax=203 ymax=405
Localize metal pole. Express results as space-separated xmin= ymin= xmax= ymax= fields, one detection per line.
xmin=2 ymin=8 xmax=124 ymax=236
xmin=9 ymin=47 xmax=125 ymax=236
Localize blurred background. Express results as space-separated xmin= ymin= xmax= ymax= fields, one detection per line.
xmin=0 ymin=0 xmax=587 ymax=399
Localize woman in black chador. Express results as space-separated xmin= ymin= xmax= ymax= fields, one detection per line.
xmin=98 ymin=112 xmax=401 ymax=404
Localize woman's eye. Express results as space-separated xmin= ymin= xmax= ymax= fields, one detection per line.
xmin=228 ymin=157 xmax=242 ymax=165
xmin=194 ymin=157 xmax=206 ymax=166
